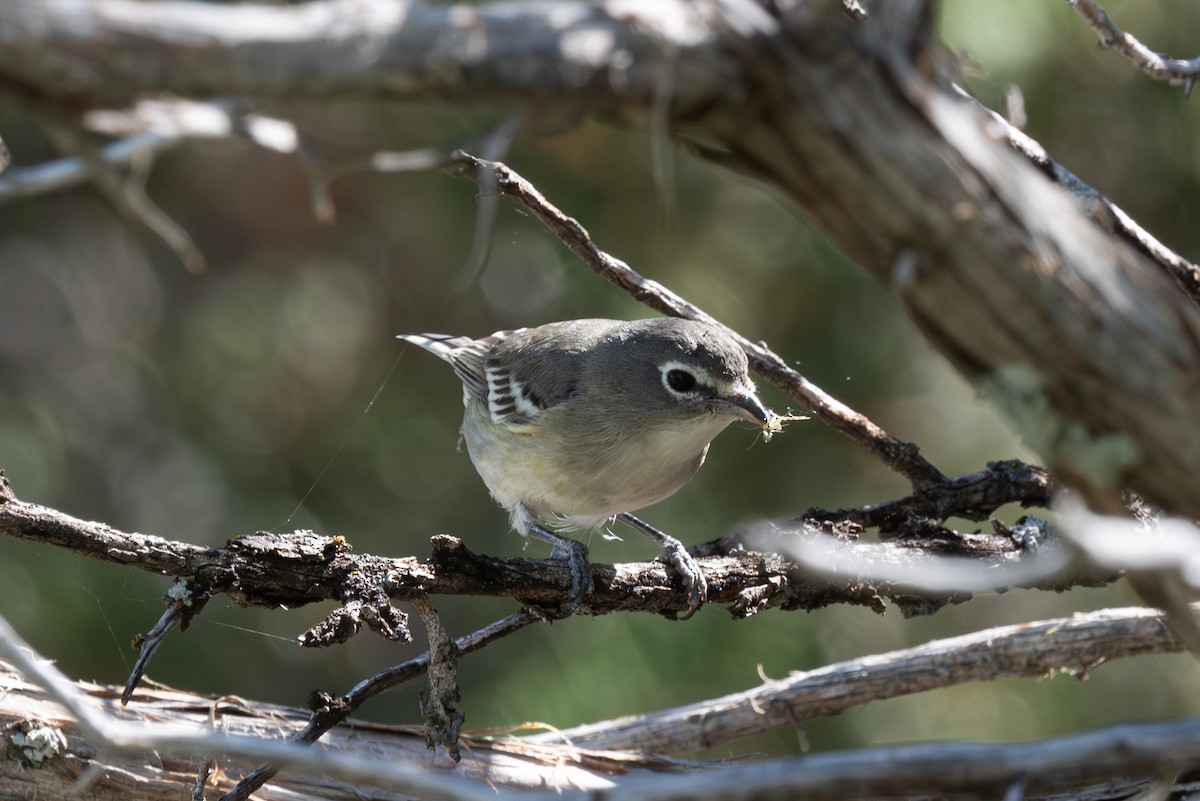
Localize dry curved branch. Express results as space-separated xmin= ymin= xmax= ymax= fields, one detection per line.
xmin=604 ymin=717 xmax=1200 ymax=801
xmin=449 ymin=150 xmax=947 ymax=489
xmin=223 ymin=610 xmax=539 ymax=801
xmin=535 ymin=606 xmax=1180 ymax=752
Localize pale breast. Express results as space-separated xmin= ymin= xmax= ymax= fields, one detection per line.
xmin=462 ymin=401 xmax=732 ymax=530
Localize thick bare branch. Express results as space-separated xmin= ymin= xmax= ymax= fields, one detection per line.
xmin=0 ymin=474 xmax=1084 ymax=626
xmin=692 ymin=2 xmax=1200 ymax=517
xmin=535 ymin=606 xmax=1180 ymax=753
xmin=0 ymin=0 xmax=722 ymax=112
xmin=602 ymin=717 xmax=1200 ymax=801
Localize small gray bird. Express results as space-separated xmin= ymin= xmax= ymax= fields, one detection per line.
xmin=399 ymin=317 xmax=779 ymax=618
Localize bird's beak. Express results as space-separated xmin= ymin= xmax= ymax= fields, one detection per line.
xmin=718 ymin=388 xmax=773 ymax=428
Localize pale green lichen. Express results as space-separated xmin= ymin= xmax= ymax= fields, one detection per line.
xmin=9 ymin=723 xmax=67 ymax=767
xmin=979 ymin=364 xmax=1139 ymax=488
xmin=165 ymin=577 xmax=193 ymax=605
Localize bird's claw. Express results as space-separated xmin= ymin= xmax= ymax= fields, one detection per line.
xmin=524 ymin=525 xmax=593 ymax=620
xmin=656 ymin=536 xmax=708 ymax=620
xmin=617 ymin=513 xmax=707 ymax=619
xmin=545 ymin=537 xmax=594 ymax=619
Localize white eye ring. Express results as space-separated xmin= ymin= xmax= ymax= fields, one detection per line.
xmin=660 ymin=361 xmax=701 ymax=395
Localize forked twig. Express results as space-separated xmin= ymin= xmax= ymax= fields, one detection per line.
xmin=218 ymin=610 xmax=537 ymax=801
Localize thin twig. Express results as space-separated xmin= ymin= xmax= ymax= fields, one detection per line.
xmin=121 ymin=596 xmax=187 ymax=704
xmin=0 ymin=98 xmax=310 ymax=271
xmin=448 ymin=151 xmax=948 ymax=490
xmin=804 ymin=459 xmax=1052 ymax=530
xmin=0 ymin=131 xmax=178 ymax=202
xmin=1066 ymin=0 xmax=1200 ymax=95
xmin=28 ymin=102 xmax=215 ymax=271
xmin=119 ymin=139 xmax=206 ymax=273
xmin=452 ymin=114 xmax=525 ymax=291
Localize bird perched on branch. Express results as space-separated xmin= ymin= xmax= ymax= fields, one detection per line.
xmin=399 ymin=317 xmax=782 ymax=618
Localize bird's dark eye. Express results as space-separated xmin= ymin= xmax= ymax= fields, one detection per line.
xmin=665 ymin=368 xmax=698 ymax=393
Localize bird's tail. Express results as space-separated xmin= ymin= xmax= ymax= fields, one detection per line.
xmin=396 ymin=332 xmax=476 ymax=365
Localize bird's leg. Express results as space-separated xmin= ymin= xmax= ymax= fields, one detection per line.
xmin=617 ymin=513 xmax=707 ymax=619
xmin=526 ymin=524 xmax=593 ymax=619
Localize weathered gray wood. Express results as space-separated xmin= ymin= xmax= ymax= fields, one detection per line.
xmin=0 ymin=657 xmax=647 ymax=800
xmin=2 ymin=605 xmax=1195 ymax=800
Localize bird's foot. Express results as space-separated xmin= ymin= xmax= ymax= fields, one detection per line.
xmin=527 ymin=525 xmax=593 ymax=619
xmin=655 ymin=536 xmax=708 ymax=620
xmin=618 ymin=513 xmax=707 ymax=619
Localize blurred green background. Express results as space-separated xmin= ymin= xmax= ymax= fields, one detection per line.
xmin=2 ymin=0 xmax=1199 ymax=758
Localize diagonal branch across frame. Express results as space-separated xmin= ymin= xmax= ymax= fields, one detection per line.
xmin=449 ymin=150 xmax=952 ymax=491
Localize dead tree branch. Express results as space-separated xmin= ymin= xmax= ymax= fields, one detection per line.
xmin=602 ymin=717 xmax=1200 ymax=801
xmin=536 ymin=606 xmax=1180 ymax=753
xmin=0 ymin=472 xmax=1076 ymax=628
xmin=805 ymin=458 xmax=1052 ymax=530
